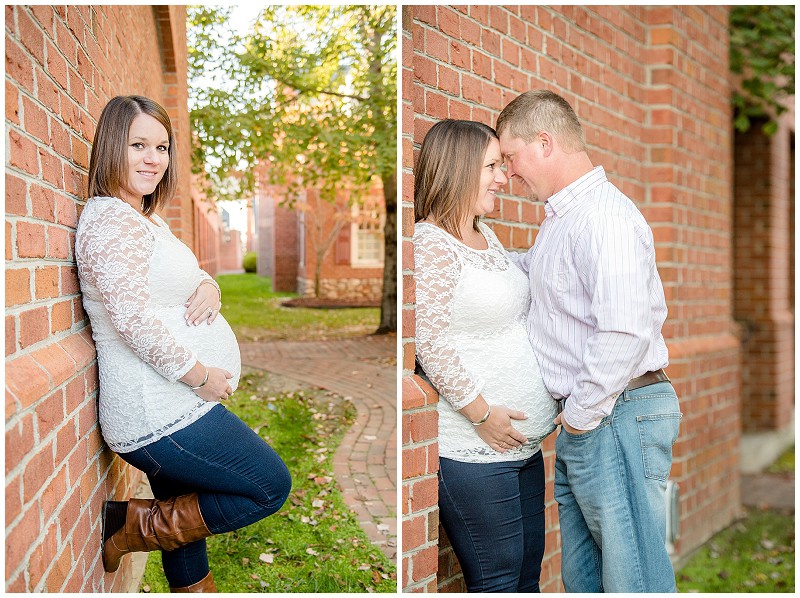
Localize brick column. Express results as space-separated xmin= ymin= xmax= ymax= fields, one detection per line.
xmin=401 ymin=8 xmax=440 ymax=592
xmin=642 ymin=6 xmax=742 ymax=555
xmin=733 ymin=113 xmax=795 ymax=433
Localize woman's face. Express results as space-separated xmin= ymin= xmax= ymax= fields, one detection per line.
xmin=470 ymin=138 xmax=507 ymax=219
xmin=119 ymin=113 xmax=169 ymax=207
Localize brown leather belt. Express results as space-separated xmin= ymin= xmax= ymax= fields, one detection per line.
xmin=626 ymin=369 xmax=670 ymax=391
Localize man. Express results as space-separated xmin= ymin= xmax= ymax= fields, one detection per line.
xmin=496 ymin=90 xmax=681 ymax=593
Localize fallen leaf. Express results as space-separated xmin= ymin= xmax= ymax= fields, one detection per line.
xmin=142 ymin=585 xmax=151 ymax=593
xmin=259 ymin=553 xmax=274 ymax=564
xmin=242 ymin=557 xmax=250 ymax=566
xmin=312 ymin=499 xmax=325 ymax=508
xmin=306 ymin=548 xmax=319 ymax=556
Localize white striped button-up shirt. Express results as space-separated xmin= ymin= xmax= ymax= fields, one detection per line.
xmin=509 ymin=166 xmax=669 ymax=430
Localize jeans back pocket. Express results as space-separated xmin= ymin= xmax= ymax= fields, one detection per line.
xmin=636 ymin=412 xmax=682 ymax=481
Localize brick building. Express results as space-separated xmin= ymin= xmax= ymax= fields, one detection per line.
xmin=401 ymin=5 xmax=793 ymax=592
xmin=252 ymin=169 xmax=386 ymax=302
xmin=5 ymin=5 xmax=228 ymax=591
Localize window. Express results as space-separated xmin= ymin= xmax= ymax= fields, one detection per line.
xmin=350 ymin=201 xmax=385 ymax=267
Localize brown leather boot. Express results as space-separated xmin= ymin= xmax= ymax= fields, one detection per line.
xmin=102 ymin=493 xmax=212 ymax=573
xmin=170 ymin=571 xmax=217 ymax=592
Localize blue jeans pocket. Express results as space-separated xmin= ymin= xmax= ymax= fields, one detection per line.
xmin=559 ymin=414 xmax=611 ymax=442
xmin=636 ymin=413 xmax=681 ymax=480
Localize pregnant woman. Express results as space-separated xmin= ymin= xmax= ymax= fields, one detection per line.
xmin=413 ymin=119 xmax=558 ymax=592
xmin=75 ymin=95 xmax=291 ymax=592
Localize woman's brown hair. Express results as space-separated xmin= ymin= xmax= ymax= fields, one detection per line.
xmin=87 ymin=95 xmax=177 ymax=215
xmin=414 ymin=119 xmax=497 ymax=239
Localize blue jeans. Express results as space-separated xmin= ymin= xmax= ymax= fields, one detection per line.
xmin=117 ymin=403 xmax=292 ymax=587
xmin=555 ymin=381 xmax=681 ymax=592
xmin=438 ymin=451 xmax=545 ymax=592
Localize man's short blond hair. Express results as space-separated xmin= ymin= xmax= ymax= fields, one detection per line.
xmin=496 ymin=90 xmax=586 ymax=153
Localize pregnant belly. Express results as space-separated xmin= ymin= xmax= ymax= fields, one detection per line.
xmin=454 ymin=329 xmax=557 ymax=440
xmin=159 ymin=306 xmax=242 ymax=391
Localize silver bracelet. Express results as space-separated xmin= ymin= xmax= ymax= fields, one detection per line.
xmin=471 ymin=405 xmax=492 ymax=426
xmin=191 ymin=368 xmax=209 ymax=390
xmin=201 ymin=279 xmax=222 ymax=303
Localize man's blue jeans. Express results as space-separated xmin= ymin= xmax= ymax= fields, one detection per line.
xmin=117 ymin=403 xmax=292 ymax=587
xmin=555 ymin=381 xmax=681 ymax=592
xmin=439 ymin=450 xmax=546 ymax=592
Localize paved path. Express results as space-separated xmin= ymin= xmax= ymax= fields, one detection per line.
xmin=741 ymin=472 xmax=795 ymax=512
xmin=239 ymin=334 xmax=397 ymax=563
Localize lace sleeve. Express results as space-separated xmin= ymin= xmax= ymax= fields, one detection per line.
xmin=76 ymin=204 xmax=197 ymax=382
xmin=414 ymin=229 xmax=484 ymax=409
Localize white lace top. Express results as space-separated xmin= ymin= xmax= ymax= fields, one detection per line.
xmin=414 ymin=222 xmax=557 ymax=463
xmin=75 ymin=196 xmax=241 ymax=453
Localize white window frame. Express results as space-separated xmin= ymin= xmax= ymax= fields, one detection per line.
xmin=350 ymin=202 xmax=385 ymax=268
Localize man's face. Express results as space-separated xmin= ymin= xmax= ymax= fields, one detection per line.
xmin=499 ymin=131 xmax=547 ymax=202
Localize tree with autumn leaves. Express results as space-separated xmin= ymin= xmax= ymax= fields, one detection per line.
xmin=189 ymin=5 xmax=397 ymax=333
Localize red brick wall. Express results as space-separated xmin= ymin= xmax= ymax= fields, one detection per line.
xmin=252 ymin=174 xmax=299 ymax=291
xmin=255 ymin=171 xmax=385 ymax=300
xmin=273 ymin=199 xmax=299 ymax=292
xmin=298 ymin=181 xmax=385 ymax=300
xmin=219 ymin=228 xmax=243 ymax=272
xmin=5 ymin=5 xmax=192 ymax=591
xmin=402 ymin=5 xmax=741 ymax=592
xmin=193 ymin=198 xmax=221 ymax=277
xmin=733 ymin=110 xmax=795 ymax=432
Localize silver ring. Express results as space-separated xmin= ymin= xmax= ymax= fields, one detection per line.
xmin=207 ymin=308 xmax=213 ymax=315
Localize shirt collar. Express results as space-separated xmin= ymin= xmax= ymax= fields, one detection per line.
xmin=545 ymin=166 xmax=607 ymax=217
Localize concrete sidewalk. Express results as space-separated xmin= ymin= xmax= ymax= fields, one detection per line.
xmin=240 ymin=334 xmax=397 ymax=563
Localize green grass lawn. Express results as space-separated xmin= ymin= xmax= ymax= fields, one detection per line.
xmin=767 ymin=445 xmax=795 ymax=475
xmin=217 ymin=274 xmax=379 ymax=341
xmin=676 ymin=509 xmax=795 ymax=592
xmin=140 ymin=369 xmax=396 ymax=592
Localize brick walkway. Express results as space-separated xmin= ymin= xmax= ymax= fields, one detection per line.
xmin=239 ymin=334 xmax=397 ymax=563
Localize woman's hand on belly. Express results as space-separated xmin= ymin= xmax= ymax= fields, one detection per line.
xmin=182 ymin=364 xmax=233 ymax=402
xmin=475 ymin=405 xmax=529 ymax=453
xmin=184 ymin=281 xmax=221 ymax=326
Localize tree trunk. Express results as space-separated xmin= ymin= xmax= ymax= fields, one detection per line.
xmin=375 ymin=169 xmax=396 ymax=334
xmin=314 ymin=257 xmax=322 ymax=298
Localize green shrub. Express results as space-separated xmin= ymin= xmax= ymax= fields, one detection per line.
xmin=242 ymin=251 xmax=257 ymax=273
